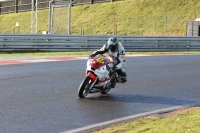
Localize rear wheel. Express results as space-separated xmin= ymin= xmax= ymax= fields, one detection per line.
xmin=78 ymin=76 xmax=93 ymax=98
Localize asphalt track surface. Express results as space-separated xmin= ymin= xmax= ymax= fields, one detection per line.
xmin=1 ymin=55 xmax=200 ymax=133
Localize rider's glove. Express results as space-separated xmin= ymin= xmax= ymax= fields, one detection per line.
xmin=88 ymin=54 xmax=95 ymax=59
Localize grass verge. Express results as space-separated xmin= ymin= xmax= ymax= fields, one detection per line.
xmin=91 ymin=107 xmax=200 ymax=133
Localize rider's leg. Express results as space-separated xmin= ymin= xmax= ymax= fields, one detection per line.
xmin=106 ymin=63 xmax=116 ymax=88
xmin=106 ymin=63 xmax=115 ymax=77
xmin=116 ymin=67 xmax=127 ymax=83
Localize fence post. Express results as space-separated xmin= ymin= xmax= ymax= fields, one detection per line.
xmin=115 ymin=24 xmax=117 ymax=35
xmin=12 ymin=28 xmax=15 ymax=33
xmin=15 ymin=0 xmax=18 ymax=13
xmin=141 ymin=30 xmax=144 ymax=36
xmin=80 ymin=26 xmax=83 ymax=35
xmin=90 ymin=0 xmax=93 ymax=4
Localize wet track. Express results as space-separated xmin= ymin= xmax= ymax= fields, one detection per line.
xmin=1 ymin=55 xmax=200 ymax=133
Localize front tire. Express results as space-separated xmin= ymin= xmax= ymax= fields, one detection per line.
xmin=78 ymin=76 xmax=93 ymax=98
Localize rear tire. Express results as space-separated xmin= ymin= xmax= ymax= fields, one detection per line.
xmin=78 ymin=76 xmax=93 ymax=98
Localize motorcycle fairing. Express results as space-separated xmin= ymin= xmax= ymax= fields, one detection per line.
xmin=91 ymin=55 xmax=110 ymax=70
xmin=86 ymin=72 xmax=97 ymax=82
xmin=86 ymin=54 xmax=113 ymax=87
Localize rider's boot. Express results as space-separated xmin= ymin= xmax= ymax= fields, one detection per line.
xmin=111 ymin=80 xmax=116 ymax=88
xmin=106 ymin=65 xmax=116 ymax=88
xmin=109 ymin=73 xmax=115 ymax=87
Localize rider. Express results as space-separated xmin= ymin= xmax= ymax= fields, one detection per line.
xmin=89 ymin=37 xmax=127 ymax=88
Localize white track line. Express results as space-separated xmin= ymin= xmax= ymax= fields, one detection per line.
xmin=62 ymin=102 xmax=200 ymax=133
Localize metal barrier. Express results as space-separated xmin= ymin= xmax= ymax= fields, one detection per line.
xmin=0 ymin=34 xmax=200 ymax=52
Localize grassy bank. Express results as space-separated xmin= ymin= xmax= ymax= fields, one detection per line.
xmin=92 ymin=107 xmax=200 ymax=133
xmin=0 ymin=0 xmax=199 ymax=35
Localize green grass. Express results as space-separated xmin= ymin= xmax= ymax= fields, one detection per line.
xmin=91 ymin=107 xmax=200 ymax=133
xmin=0 ymin=0 xmax=199 ymax=35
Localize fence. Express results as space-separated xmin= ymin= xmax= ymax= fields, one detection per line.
xmin=0 ymin=0 xmax=121 ymax=14
xmin=0 ymin=34 xmax=200 ymax=52
xmin=0 ymin=0 xmax=48 ymax=14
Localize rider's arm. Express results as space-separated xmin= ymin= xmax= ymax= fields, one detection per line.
xmin=91 ymin=44 xmax=108 ymax=57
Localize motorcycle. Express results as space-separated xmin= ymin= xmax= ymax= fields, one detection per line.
xmin=78 ymin=54 xmax=118 ymax=98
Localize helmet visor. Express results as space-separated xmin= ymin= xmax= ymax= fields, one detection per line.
xmin=109 ymin=43 xmax=118 ymax=52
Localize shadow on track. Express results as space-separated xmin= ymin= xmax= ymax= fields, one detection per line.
xmin=83 ymin=94 xmax=199 ymax=106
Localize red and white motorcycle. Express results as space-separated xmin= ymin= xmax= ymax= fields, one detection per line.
xmin=78 ymin=54 xmax=118 ymax=98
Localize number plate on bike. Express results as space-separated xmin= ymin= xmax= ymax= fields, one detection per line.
xmin=96 ymin=56 xmax=104 ymax=63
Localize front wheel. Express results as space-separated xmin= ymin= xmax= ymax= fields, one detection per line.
xmin=78 ymin=76 xmax=93 ymax=98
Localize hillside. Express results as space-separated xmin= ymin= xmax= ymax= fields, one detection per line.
xmin=0 ymin=0 xmax=200 ymax=36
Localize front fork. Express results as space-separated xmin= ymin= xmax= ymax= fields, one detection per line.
xmin=86 ymin=71 xmax=98 ymax=90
